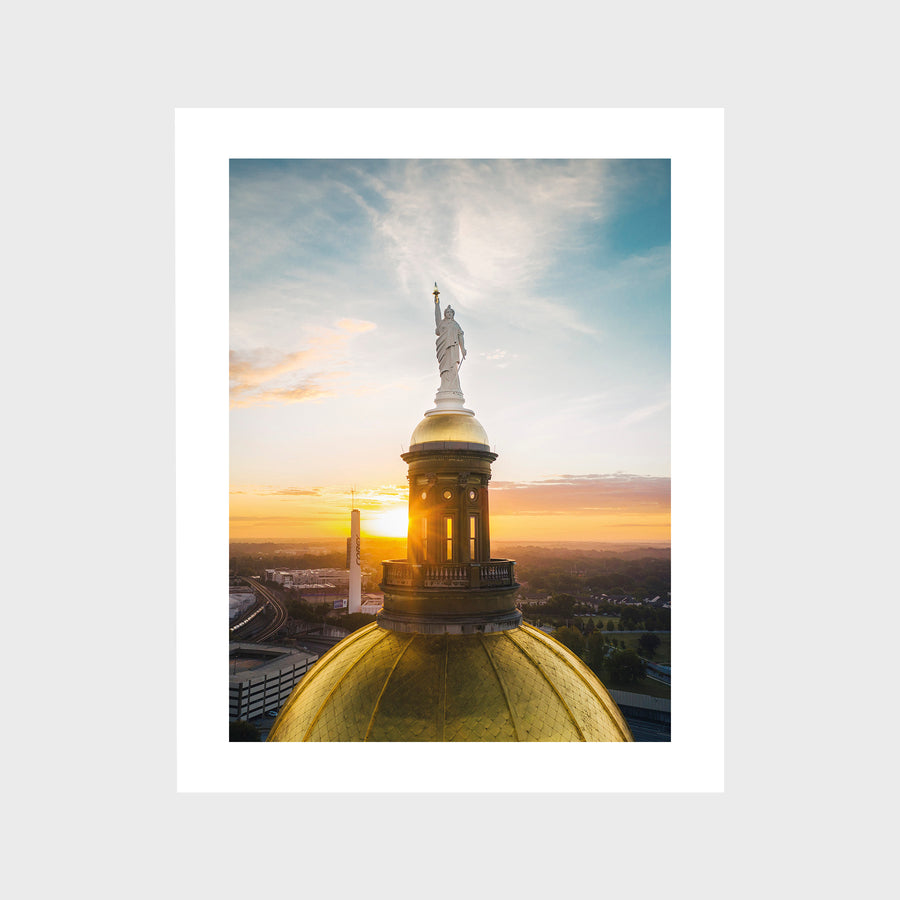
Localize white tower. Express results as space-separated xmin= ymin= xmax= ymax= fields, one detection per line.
xmin=349 ymin=508 xmax=361 ymax=614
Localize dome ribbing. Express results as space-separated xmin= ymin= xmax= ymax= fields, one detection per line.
xmin=267 ymin=622 xmax=633 ymax=742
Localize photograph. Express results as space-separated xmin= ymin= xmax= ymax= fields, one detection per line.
xmin=226 ymin=158 xmax=671 ymax=742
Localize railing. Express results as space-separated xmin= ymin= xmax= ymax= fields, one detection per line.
xmin=381 ymin=559 xmax=516 ymax=589
xmin=424 ymin=565 xmax=469 ymax=587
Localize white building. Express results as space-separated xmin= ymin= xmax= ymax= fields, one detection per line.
xmin=360 ymin=593 xmax=384 ymax=615
xmin=229 ymin=587 xmax=256 ymax=621
xmin=265 ymin=568 xmax=349 ymax=590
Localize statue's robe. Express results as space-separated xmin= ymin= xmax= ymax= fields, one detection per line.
xmin=435 ymin=319 xmax=464 ymax=392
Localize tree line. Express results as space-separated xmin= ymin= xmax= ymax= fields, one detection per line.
xmin=520 ymin=594 xmax=670 ymax=632
xmin=231 ymin=549 xmax=347 ymax=577
xmin=279 ymin=591 xmax=376 ymax=632
xmin=551 ymin=626 xmax=662 ymax=686
xmin=509 ymin=547 xmax=670 ymax=600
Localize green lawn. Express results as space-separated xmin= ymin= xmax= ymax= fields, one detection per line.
xmin=605 ymin=632 xmax=671 ymax=666
xmin=578 ymin=619 xmax=671 ymax=666
xmin=524 ymin=617 xmax=672 ymax=699
xmin=602 ymin=673 xmax=671 ymax=700
xmin=583 ymin=620 xmax=671 ymax=699
xmin=600 ymin=629 xmax=670 ymax=699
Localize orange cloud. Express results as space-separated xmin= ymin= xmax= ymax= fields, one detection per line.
xmin=335 ymin=318 xmax=377 ymax=333
xmin=490 ymin=474 xmax=670 ymax=516
xmin=229 ymin=474 xmax=670 ymax=543
xmin=230 ymin=322 xmax=373 ymax=407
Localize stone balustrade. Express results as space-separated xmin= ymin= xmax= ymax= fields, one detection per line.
xmin=381 ymin=559 xmax=516 ymax=589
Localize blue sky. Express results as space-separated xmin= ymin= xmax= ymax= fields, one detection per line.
xmin=229 ymin=158 xmax=670 ymax=541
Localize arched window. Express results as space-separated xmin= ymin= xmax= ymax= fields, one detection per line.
xmin=444 ymin=516 xmax=453 ymax=562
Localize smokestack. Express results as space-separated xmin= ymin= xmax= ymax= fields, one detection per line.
xmin=349 ymin=508 xmax=361 ymax=614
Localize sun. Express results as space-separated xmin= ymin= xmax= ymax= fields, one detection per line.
xmin=364 ymin=507 xmax=409 ymax=538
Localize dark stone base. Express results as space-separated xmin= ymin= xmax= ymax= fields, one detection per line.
xmin=380 ymin=582 xmax=520 ymax=618
xmin=376 ymin=607 xmax=523 ymax=635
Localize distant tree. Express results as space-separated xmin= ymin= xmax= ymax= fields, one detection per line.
xmin=644 ymin=608 xmax=670 ymax=631
xmin=342 ymin=612 xmax=376 ymax=632
xmin=587 ymin=631 xmax=606 ymax=676
xmin=606 ymin=650 xmax=646 ymax=684
xmin=547 ymin=594 xmax=577 ymax=618
xmin=554 ymin=626 xmax=585 ymax=657
xmin=286 ymin=597 xmax=330 ymax=623
xmin=230 ymin=720 xmax=260 ymax=742
xmin=639 ymin=632 xmax=661 ymax=658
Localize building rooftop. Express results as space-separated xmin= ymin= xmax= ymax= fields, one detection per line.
xmin=229 ymin=643 xmax=318 ymax=684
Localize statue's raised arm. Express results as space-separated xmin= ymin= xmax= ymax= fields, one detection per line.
xmin=431 ymin=283 xmax=465 ymax=396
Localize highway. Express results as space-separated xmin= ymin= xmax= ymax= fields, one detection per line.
xmin=230 ymin=577 xmax=289 ymax=642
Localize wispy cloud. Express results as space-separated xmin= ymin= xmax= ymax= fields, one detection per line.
xmin=232 ymin=483 xmax=407 ymax=504
xmin=261 ymin=487 xmax=322 ymax=496
xmin=480 ymin=348 xmax=519 ymax=368
xmin=230 ymin=514 xmax=347 ymax=526
xmin=360 ymin=160 xmax=609 ymax=333
xmin=334 ymin=484 xmax=409 ymax=509
xmin=229 ymin=321 xmax=373 ymax=407
xmin=336 ymin=318 xmax=377 ymax=333
xmin=229 ymin=348 xmax=324 ymax=388
xmin=620 ymin=398 xmax=670 ymax=427
xmin=229 ymin=370 xmax=339 ymax=408
xmin=490 ymin=474 xmax=670 ymax=516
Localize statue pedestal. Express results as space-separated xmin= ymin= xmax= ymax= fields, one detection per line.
xmin=427 ymin=390 xmax=474 ymax=417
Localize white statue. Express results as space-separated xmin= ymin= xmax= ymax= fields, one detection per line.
xmin=433 ymin=284 xmax=466 ymax=394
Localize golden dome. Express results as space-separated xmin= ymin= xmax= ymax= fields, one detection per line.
xmin=267 ymin=622 xmax=633 ymax=742
xmin=409 ymin=413 xmax=489 ymax=448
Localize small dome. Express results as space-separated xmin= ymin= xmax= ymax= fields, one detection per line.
xmin=267 ymin=622 xmax=633 ymax=742
xmin=409 ymin=413 xmax=490 ymax=448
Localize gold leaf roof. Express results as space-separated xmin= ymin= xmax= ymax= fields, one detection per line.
xmin=409 ymin=413 xmax=490 ymax=448
xmin=267 ymin=622 xmax=633 ymax=742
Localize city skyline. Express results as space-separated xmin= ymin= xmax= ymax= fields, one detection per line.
xmin=230 ymin=158 xmax=670 ymax=543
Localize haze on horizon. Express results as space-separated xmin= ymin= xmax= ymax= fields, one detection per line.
xmin=230 ymin=159 xmax=670 ymax=543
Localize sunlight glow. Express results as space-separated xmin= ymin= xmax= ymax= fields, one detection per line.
xmin=363 ymin=507 xmax=409 ymax=538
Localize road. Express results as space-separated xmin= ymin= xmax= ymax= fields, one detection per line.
xmin=231 ymin=577 xmax=289 ymax=642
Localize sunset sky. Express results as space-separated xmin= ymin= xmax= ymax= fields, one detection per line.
xmin=229 ymin=158 xmax=670 ymax=543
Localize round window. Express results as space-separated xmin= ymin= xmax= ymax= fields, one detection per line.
xmin=421 ymin=491 xmax=428 ymax=500
xmin=468 ymin=489 xmax=477 ymax=501
xmin=442 ymin=489 xmax=453 ymax=500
